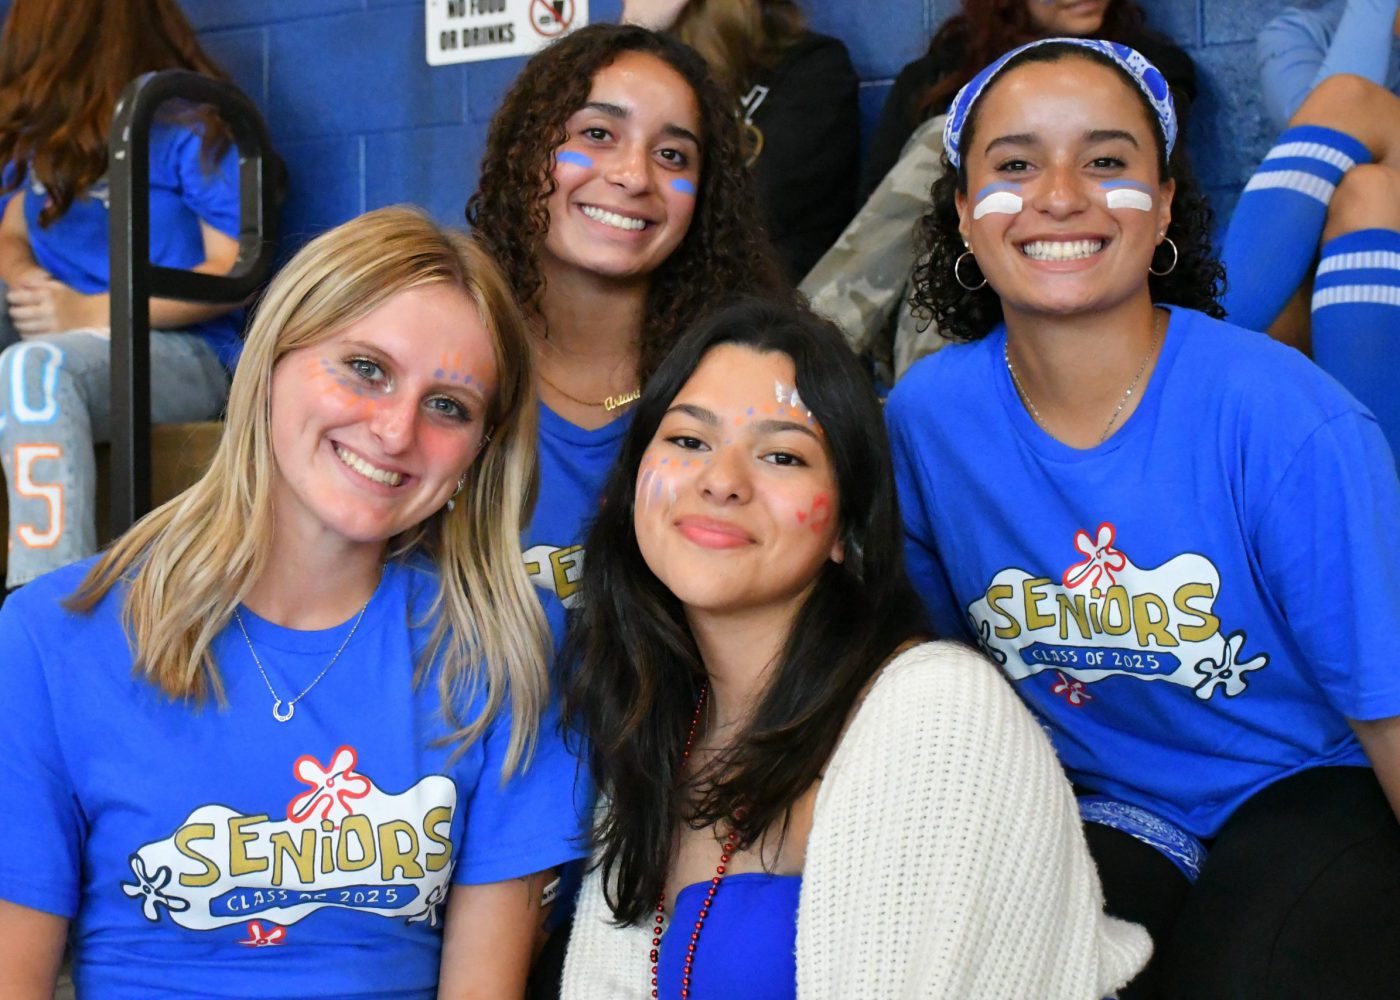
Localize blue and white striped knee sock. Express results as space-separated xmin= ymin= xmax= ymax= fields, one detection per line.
xmin=1221 ymin=125 xmax=1371 ymax=331
xmin=1312 ymin=228 xmax=1400 ymax=456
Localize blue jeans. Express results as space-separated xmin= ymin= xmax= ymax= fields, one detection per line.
xmin=0 ymin=289 xmax=229 ymax=586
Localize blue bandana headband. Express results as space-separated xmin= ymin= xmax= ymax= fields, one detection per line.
xmin=942 ymin=37 xmax=1177 ymax=170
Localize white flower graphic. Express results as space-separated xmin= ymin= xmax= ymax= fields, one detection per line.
xmin=971 ymin=613 xmax=1007 ymax=666
xmin=121 ymin=854 xmax=190 ymax=922
xmin=1193 ymin=631 xmax=1269 ymax=699
xmin=406 ymin=884 xmax=447 ymax=928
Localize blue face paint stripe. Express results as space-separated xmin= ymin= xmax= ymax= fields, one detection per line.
xmin=557 ymin=150 xmax=593 ymax=169
xmin=1099 ymin=180 xmax=1153 ymax=192
xmin=670 ymin=178 xmax=696 ymax=196
xmin=974 ymin=181 xmax=1023 ymax=200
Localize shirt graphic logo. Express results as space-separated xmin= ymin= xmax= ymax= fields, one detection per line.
xmin=119 ymin=746 xmax=456 ymax=933
xmin=968 ymin=523 xmax=1270 ymax=699
xmin=523 ymin=542 xmax=585 ymax=607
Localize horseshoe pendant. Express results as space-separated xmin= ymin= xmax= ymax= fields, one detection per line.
xmin=272 ymin=699 xmax=295 ymax=722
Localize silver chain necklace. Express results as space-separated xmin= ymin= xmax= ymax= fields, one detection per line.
xmin=233 ymin=586 xmax=376 ymax=723
xmin=1005 ymin=310 xmax=1163 ymax=445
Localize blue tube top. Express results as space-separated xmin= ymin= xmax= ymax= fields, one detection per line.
xmin=656 ymin=872 xmax=802 ymax=1000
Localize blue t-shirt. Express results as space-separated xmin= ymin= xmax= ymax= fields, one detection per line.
xmin=522 ymin=403 xmax=632 ymax=612
xmin=0 ymin=119 xmax=244 ymax=369
xmin=887 ymin=308 xmax=1400 ymax=838
xmin=0 ymin=557 xmax=586 ymax=999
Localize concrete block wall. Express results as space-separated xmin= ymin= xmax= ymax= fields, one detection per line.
xmin=1 ymin=0 xmax=1327 ymax=251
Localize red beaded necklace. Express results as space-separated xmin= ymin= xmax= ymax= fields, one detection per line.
xmin=649 ymin=685 xmax=738 ymax=1000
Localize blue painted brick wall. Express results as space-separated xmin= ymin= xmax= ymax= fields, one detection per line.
xmin=4 ymin=1 xmax=1328 ymax=251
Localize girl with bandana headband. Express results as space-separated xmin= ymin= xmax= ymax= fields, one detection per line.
xmin=801 ymin=0 xmax=1195 ymax=388
xmin=890 ymin=38 xmax=1400 ymax=999
xmin=857 ymin=0 xmax=1196 ymax=205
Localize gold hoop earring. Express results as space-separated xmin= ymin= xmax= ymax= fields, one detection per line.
xmin=1149 ymin=236 xmax=1178 ymax=277
xmin=954 ymin=249 xmax=987 ymax=291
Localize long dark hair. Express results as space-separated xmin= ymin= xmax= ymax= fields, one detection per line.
xmin=466 ymin=24 xmax=789 ymax=383
xmin=0 ymin=0 xmax=231 ymax=226
xmin=566 ymin=298 xmax=929 ymax=924
xmin=915 ymin=0 xmax=1147 ymax=122
xmin=912 ymin=42 xmax=1224 ymax=343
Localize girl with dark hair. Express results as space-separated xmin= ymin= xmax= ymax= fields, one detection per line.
xmin=622 ymin=0 xmax=860 ymax=282
xmin=561 ymin=298 xmax=1147 ymax=999
xmin=467 ymin=23 xmax=788 ymax=614
xmin=803 ymin=0 xmax=1193 ymax=387
xmin=0 ymin=0 xmax=246 ymax=591
xmin=888 ymin=38 xmax=1400 ymax=998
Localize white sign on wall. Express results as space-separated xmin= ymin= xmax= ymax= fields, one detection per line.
xmin=425 ymin=0 xmax=589 ymax=66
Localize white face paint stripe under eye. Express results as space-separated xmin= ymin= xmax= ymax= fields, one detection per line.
xmin=1102 ymin=181 xmax=1154 ymax=212
xmin=972 ymin=182 xmax=1023 ymax=220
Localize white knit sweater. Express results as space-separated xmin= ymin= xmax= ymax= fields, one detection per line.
xmin=561 ymin=641 xmax=1151 ymax=999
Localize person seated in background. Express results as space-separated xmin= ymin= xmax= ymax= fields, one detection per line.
xmin=802 ymin=0 xmax=1195 ymax=387
xmin=0 ymin=0 xmax=249 ymax=593
xmin=1219 ymin=0 xmax=1400 ymax=454
xmin=1257 ymin=0 xmax=1399 ymax=131
xmin=621 ymin=0 xmax=860 ymax=283
xmin=0 ymin=206 xmax=585 ymax=999
xmin=561 ymin=297 xmax=1148 ymax=999
xmin=888 ymin=37 xmax=1400 ymax=998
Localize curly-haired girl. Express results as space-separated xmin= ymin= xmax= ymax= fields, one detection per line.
xmin=888 ymin=38 xmax=1400 ymax=998
xmin=467 ymin=23 xmax=788 ymax=611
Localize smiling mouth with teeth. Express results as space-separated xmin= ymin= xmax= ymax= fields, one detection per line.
xmin=335 ymin=444 xmax=404 ymax=486
xmin=580 ymin=204 xmax=648 ymax=232
xmin=1020 ymin=239 xmax=1105 ymax=261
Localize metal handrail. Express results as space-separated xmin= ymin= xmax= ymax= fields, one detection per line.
xmin=106 ymin=69 xmax=277 ymax=532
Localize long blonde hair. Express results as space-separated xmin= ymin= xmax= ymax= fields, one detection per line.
xmin=69 ymin=205 xmax=549 ymax=775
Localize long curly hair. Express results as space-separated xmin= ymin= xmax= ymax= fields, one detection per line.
xmin=915 ymin=0 xmax=1147 ymax=122
xmin=466 ymin=23 xmax=789 ymax=383
xmin=0 ymin=0 xmax=231 ymax=226
xmin=911 ymin=43 xmax=1224 ymax=343
xmin=565 ymin=298 xmax=929 ymax=923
